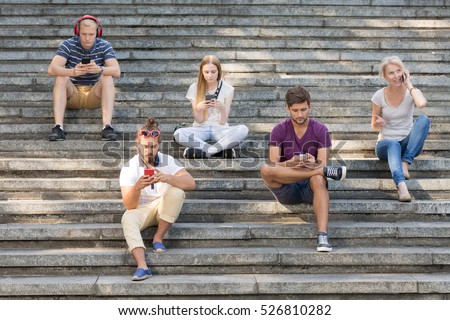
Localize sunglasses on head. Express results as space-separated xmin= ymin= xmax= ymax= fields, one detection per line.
xmin=140 ymin=129 xmax=160 ymax=138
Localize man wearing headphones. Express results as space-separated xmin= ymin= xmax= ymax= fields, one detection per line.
xmin=47 ymin=15 xmax=121 ymax=141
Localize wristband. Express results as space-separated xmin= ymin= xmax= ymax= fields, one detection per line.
xmin=409 ymin=87 xmax=417 ymax=94
xmin=99 ymin=66 xmax=104 ymax=75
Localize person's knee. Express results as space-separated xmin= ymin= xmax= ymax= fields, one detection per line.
xmin=260 ymin=164 xmax=274 ymax=181
xmin=310 ymin=175 xmax=327 ymax=190
xmin=165 ymin=186 xmax=185 ymax=202
xmin=417 ymin=114 xmax=431 ymax=128
xmin=173 ymin=128 xmax=183 ymax=142
xmin=53 ymin=76 xmax=71 ymax=88
xmin=99 ymin=74 xmax=114 ymax=86
xmin=239 ymin=125 xmax=249 ymax=137
xmin=121 ymin=210 xmax=138 ymax=228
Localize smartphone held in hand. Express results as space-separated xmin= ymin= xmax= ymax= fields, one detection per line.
xmin=144 ymin=168 xmax=155 ymax=189
xmin=205 ymin=94 xmax=215 ymax=101
xmin=144 ymin=168 xmax=154 ymax=176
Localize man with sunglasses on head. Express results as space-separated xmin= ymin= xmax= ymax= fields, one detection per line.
xmin=120 ymin=117 xmax=196 ymax=281
xmin=47 ymin=15 xmax=121 ymax=141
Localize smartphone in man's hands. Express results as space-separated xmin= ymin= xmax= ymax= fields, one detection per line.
xmin=81 ymin=58 xmax=91 ymax=64
xmin=294 ymin=153 xmax=307 ymax=161
xmin=144 ymin=168 xmax=154 ymax=176
xmin=144 ymin=168 xmax=155 ymax=189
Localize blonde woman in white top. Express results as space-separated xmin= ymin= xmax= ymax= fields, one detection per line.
xmin=371 ymin=56 xmax=430 ymax=202
xmin=173 ymin=55 xmax=249 ymax=159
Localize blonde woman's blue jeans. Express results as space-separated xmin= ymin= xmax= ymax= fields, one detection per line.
xmin=375 ymin=115 xmax=430 ymax=186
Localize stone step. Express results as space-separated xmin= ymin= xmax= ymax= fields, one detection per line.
xmin=2 ymin=48 xmax=450 ymax=63
xmin=3 ymin=12 xmax=450 ymax=28
xmin=0 ymin=221 xmax=450 ymax=249
xmin=2 ymin=61 xmax=450 ymax=75
xmin=2 ymin=75 xmax=450 ymax=90
xmin=1 ymin=272 xmax=449 ymax=298
xmin=5 ymin=37 xmax=450 ymax=52
xmin=2 ymin=2 xmax=449 ymax=19
xmin=1 ymin=158 xmax=448 ymax=178
xmin=1 ymin=89 xmax=449 ymax=107
xmin=1 ymin=200 xmax=449 ymax=224
xmin=2 ymin=104 xmax=448 ymax=120
xmin=0 ymin=123 xmax=449 ymax=142
xmin=0 ymin=246 xmax=449 ymax=276
xmin=1 ymin=178 xmax=449 ymax=201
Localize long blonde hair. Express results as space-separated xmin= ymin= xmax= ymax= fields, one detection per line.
xmin=195 ymin=55 xmax=222 ymax=119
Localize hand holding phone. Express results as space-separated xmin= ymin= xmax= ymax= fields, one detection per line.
xmin=144 ymin=168 xmax=155 ymax=189
xmin=294 ymin=153 xmax=307 ymax=161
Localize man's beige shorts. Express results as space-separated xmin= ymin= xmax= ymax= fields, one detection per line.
xmin=67 ymin=85 xmax=101 ymax=109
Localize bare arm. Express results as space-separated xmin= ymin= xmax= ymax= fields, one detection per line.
xmin=121 ymin=168 xmax=196 ymax=210
xmin=121 ymin=176 xmax=149 ymax=210
xmin=191 ymin=98 xmax=210 ymax=124
xmin=371 ymin=102 xmax=385 ymax=131
xmin=268 ymin=145 xmax=325 ymax=168
xmin=48 ymin=55 xmax=73 ymax=77
xmin=214 ymin=90 xmax=234 ymax=125
xmin=403 ymin=70 xmax=427 ymax=109
xmin=48 ymin=55 xmax=121 ymax=79
xmin=155 ymin=168 xmax=196 ymax=191
xmin=103 ymin=58 xmax=121 ymax=79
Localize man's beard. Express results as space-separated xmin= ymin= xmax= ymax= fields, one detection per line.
xmin=138 ymin=148 xmax=156 ymax=167
xmin=293 ymin=117 xmax=307 ymax=125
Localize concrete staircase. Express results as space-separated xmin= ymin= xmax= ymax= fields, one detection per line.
xmin=0 ymin=0 xmax=449 ymax=299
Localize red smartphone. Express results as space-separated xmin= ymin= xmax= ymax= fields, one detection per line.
xmin=144 ymin=168 xmax=155 ymax=189
xmin=144 ymin=168 xmax=154 ymax=176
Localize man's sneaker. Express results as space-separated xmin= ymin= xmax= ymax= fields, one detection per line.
xmin=317 ymin=232 xmax=332 ymax=252
xmin=183 ymin=148 xmax=207 ymax=159
xmin=131 ymin=268 xmax=152 ymax=281
xmin=48 ymin=125 xmax=66 ymax=141
xmin=101 ymin=125 xmax=118 ymax=141
xmin=323 ymin=166 xmax=346 ymax=181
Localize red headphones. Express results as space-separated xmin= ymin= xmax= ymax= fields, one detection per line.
xmin=74 ymin=15 xmax=103 ymax=38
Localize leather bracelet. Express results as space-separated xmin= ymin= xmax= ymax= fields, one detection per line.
xmin=99 ymin=66 xmax=104 ymax=75
xmin=409 ymin=87 xmax=417 ymax=94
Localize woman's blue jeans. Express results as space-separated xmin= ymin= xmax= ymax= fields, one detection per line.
xmin=375 ymin=115 xmax=430 ymax=186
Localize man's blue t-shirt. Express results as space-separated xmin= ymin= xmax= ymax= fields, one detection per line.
xmin=56 ymin=36 xmax=116 ymax=85
xmin=269 ymin=118 xmax=331 ymax=162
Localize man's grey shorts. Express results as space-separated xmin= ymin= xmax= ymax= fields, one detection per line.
xmin=267 ymin=179 xmax=328 ymax=205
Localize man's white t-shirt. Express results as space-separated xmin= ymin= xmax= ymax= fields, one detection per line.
xmin=119 ymin=152 xmax=184 ymax=205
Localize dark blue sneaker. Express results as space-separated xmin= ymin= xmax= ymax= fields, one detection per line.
xmin=48 ymin=125 xmax=66 ymax=141
xmin=131 ymin=268 xmax=152 ymax=281
xmin=323 ymin=166 xmax=346 ymax=181
xmin=101 ymin=124 xmax=118 ymax=141
xmin=317 ymin=232 xmax=332 ymax=252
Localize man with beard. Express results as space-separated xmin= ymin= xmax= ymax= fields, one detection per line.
xmin=120 ymin=117 xmax=196 ymax=280
xmin=260 ymin=86 xmax=347 ymax=252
